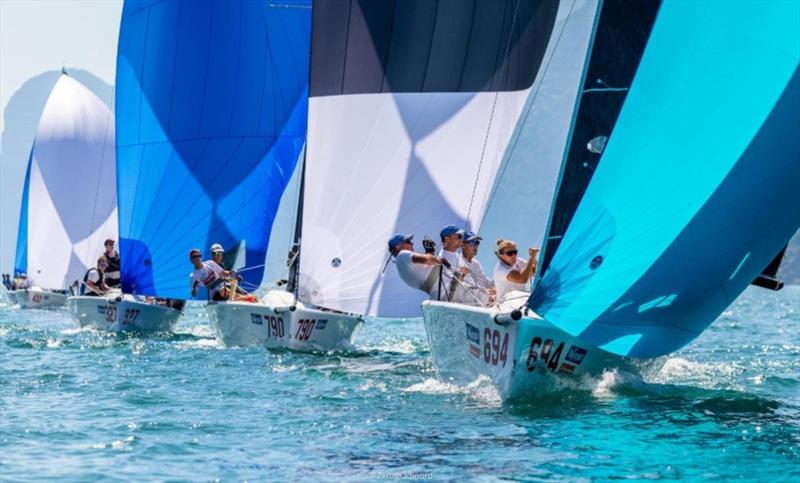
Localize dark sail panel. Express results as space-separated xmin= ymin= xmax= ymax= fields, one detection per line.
xmin=751 ymin=245 xmax=787 ymax=290
xmin=310 ymin=0 xmax=559 ymax=96
xmin=539 ymin=0 xmax=661 ymax=276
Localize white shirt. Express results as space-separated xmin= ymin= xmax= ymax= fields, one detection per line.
xmin=190 ymin=261 xmax=225 ymax=294
xmin=395 ymin=250 xmax=434 ymax=292
xmin=462 ymin=256 xmax=493 ymax=289
xmin=85 ymin=269 xmax=103 ymax=294
xmin=494 ymin=258 xmax=531 ymax=300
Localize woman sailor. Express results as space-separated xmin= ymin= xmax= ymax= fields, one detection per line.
xmin=493 ymin=239 xmax=539 ymax=302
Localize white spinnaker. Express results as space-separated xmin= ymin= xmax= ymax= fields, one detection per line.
xmin=478 ymin=0 xmax=600 ymax=270
xmin=25 ymin=75 xmax=117 ymax=290
xmin=300 ymin=0 xmax=598 ymax=318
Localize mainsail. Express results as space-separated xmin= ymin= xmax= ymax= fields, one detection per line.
xmin=300 ymin=0 xmax=597 ymax=317
xmin=115 ymin=0 xmax=311 ymax=298
xmin=18 ymin=74 xmax=117 ymax=291
xmin=531 ymin=0 xmax=800 ymax=358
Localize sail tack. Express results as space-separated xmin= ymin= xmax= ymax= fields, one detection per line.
xmin=300 ymin=0 xmax=597 ymax=317
xmin=19 ymin=75 xmax=117 ymax=291
xmin=115 ymin=0 xmax=311 ymax=297
xmin=531 ymin=0 xmax=800 ymax=357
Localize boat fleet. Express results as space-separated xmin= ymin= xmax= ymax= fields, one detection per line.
xmin=2 ymin=0 xmax=798 ymax=401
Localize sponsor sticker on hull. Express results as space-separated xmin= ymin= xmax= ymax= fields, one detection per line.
xmin=466 ymin=323 xmax=480 ymax=358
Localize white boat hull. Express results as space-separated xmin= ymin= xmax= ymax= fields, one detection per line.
xmin=422 ymin=296 xmax=637 ymax=402
xmin=67 ymin=294 xmax=182 ymax=333
xmin=208 ymin=290 xmax=364 ymax=352
xmin=14 ymin=288 xmax=67 ymax=309
xmin=4 ymin=291 xmax=17 ymax=305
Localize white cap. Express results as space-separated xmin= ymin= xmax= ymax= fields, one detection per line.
xmin=210 ymin=243 xmax=224 ymax=253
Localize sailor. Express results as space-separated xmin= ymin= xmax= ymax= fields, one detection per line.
xmin=189 ymin=248 xmax=232 ymax=301
xmin=17 ymin=273 xmax=32 ymax=290
xmin=462 ymin=231 xmax=494 ymax=290
xmin=437 ymin=224 xmax=465 ymax=269
xmin=102 ymin=239 xmax=121 ymax=288
xmin=388 ymin=234 xmax=450 ymax=299
xmin=493 ymin=239 xmax=538 ymax=302
xmin=83 ymin=256 xmax=110 ymax=296
xmin=437 ymin=224 xmax=475 ymax=302
xmin=2 ymin=274 xmax=11 ymax=291
xmin=210 ymin=243 xmax=226 ymax=269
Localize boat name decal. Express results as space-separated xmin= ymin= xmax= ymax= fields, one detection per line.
xmin=465 ymin=323 xmax=481 ymax=358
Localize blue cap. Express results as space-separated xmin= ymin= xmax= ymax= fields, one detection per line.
xmin=440 ymin=224 xmax=464 ymax=238
xmin=388 ymin=233 xmax=413 ymax=253
xmin=463 ymin=231 xmax=482 ymax=243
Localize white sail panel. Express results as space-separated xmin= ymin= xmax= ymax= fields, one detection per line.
xmin=478 ymin=0 xmax=600 ymax=269
xmin=25 ymin=75 xmax=117 ymax=290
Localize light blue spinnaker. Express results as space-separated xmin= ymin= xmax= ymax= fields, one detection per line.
xmin=13 ymin=150 xmax=32 ymax=276
xmin=115 ymin=0 xmax=311 ymax=298
xmin=531 ymin=0 xmax=800 ymax=358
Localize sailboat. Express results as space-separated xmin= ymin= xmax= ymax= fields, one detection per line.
xmin=422 ymin=0 xmax=800 ymax=401
xmin=113 ymin=0 xmax=310 ymax=332
xmin=202 ymin=0 xmax=365 ymax=351
xmin=10 ymin=72 xmax=117 ymax=310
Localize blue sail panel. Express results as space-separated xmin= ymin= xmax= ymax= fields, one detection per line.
xmin=13 ymin=150 xmax=33 ymax=275
xmin=116 ymin=0 xmax=311 ymax=297
xmin=530 ymin=0 xmax=800 ymax=358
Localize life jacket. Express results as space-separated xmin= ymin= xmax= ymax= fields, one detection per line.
xmin=104 ymin=251 xmax=121 ymax=287
xmin=82 ymin=268 xmax=105 ymax=295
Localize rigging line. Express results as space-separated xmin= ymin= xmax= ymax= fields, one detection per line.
xmin=479 ymin=0 xmax=578 ymax=229
xmin=464 ymin=0 xmax=522 ymax=228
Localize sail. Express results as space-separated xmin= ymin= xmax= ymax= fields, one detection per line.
xmin=530 ymin=0 xmax=800 ymax=358
xmin=477 ymin=0 xmax=601 ymax=271
xmin=13 ymin=151 xmax=32 ymax=276
xmin=300 ymin=0 xmax=596 ymax=317
xmin=115 ymin=0 xmax=311 ymax=298
xmin=22 ymin=74 xmax=117 ymax=291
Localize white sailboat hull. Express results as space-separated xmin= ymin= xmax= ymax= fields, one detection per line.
xmin=208 ymin=290 xmax=363 ymax=352
xmin=67 ymin=294 xmax=181 ymax=333
xmin=4 ymin=291 xmax=17 ymax=305
xmin=422 ymin=294 xmax=637 ymax=402
xmin=14 ymin=288 xmax=67 ymax=309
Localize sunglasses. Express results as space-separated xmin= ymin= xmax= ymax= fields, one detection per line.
xmin=466 ymin=241 xmax=480 ymax=246
xmin=191 ymin=255 xmax=201 ymax=260
xmin=502 ymin=250 xmax=518 ymax=256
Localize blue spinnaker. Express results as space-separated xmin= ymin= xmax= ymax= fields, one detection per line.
xmin=530 ymin=0 xmax=800 ymax=358
xmin=14 ymin=150 xmax=32 ymax=275
xmin=116 ymin=0 xmax=311 ymax=297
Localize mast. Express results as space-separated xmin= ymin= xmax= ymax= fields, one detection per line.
xmin=287 ymin=152 xmax=305 ymax=297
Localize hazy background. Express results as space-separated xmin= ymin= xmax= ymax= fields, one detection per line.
xmin=0 ymin=0 xmax=122 ymax=273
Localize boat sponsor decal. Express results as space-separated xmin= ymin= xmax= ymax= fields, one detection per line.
xmin=316 ymin=319 xmax=327 ymax=330
xmin=251 ymin=314 xmax=263 ymax=325
xmin=483 ymin=328 xmax=509 ymax=368
xmin=559 ymin=362 xmax=576 ymax=374
xmin=122 ymin=308 xmax=139 ymax=324
xmin=466 ymin=323 xmax=481 ymax=359
xmin=565 ymin=345 xmax=587 ymax=365
xmin=295 ymin=319 xmax=317 ymax=341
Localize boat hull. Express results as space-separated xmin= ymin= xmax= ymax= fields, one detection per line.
xmin=4 ymin=291 xmax=17 ymax=305
xmin=208 ymin=290 xmax=363 ymax=352
xmin=14 ymin=288 xmax=67 ymax=309
xmin=422 ymin=298 xmax=636 ymax=401
xmin=67 ymin=295 xmax=181 ymax=333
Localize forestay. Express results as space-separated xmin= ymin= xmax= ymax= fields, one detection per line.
xmin=530 ymin=0 xmax=800 ymax=358
xmin=21 ymin=74 xmax=117 ymax=291
xmin=116 ymin=0 xmax=311 ymax=298
xmin=301 ymin=0 xmax=597 ymax=317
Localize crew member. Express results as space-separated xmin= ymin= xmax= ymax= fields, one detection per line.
xmin=388 ymin=234 xmax=449 ymax=299
xmin=103 ymin=239 xmax=121 ymax=288
xmin=83 ymin=256 xmax=110 ymax=296
xmin=493 ymin=239 xmax=538 ymax=301
xmin=189 ymin=248 xmax=233 ymax=301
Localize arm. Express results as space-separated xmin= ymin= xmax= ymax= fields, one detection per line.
xmin=506 ymin=248 xmax=539 ymax=283
xmin=411 ymin=253 xmax=445 ymax=266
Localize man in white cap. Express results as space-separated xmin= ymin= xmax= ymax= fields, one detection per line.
xmin=210 ymin=243 xmax=226 ymax=270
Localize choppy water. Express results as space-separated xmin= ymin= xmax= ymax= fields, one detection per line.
xmin=1 ymin=286 xmax=798 ymax=481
